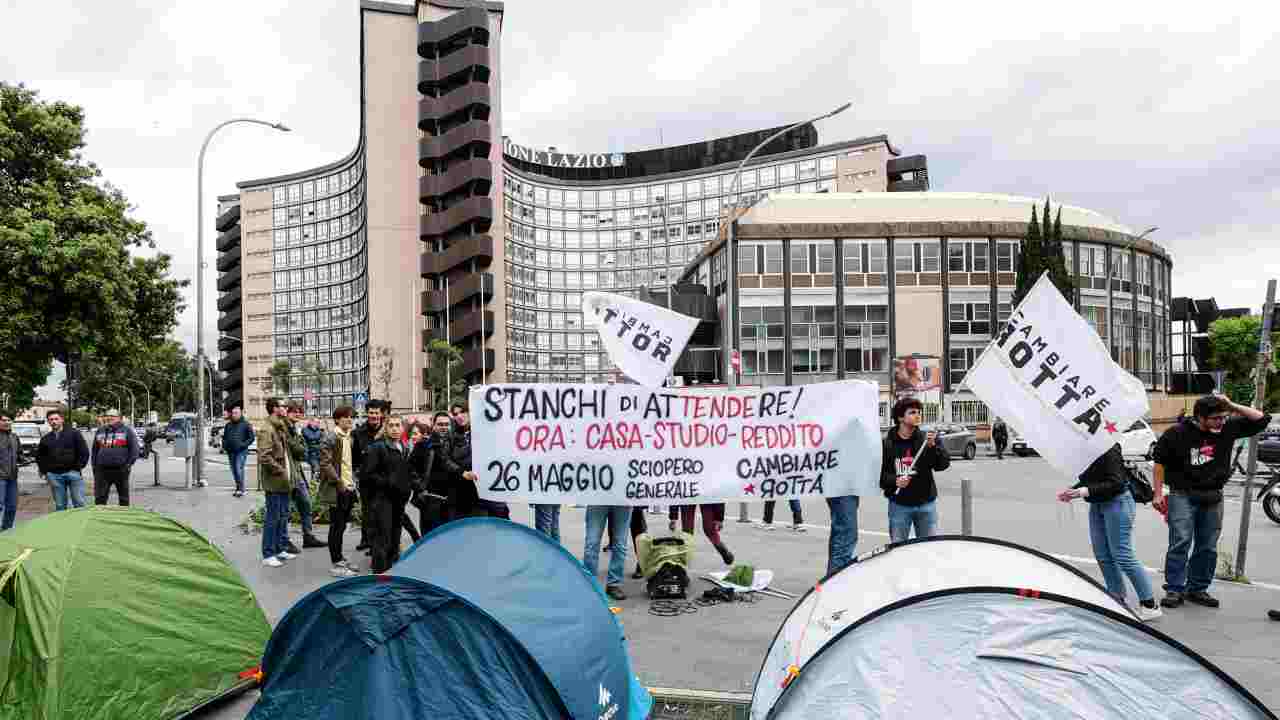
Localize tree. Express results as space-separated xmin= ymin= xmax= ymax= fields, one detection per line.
xmin=423 ymin=340 xmax=465 ymax=411
xmin=1207 ymin=315 xmax=1279 ymax=410
xmin=372 ymin=345 xmax=396 ymax=403
xmin=301 ymin=355 xmax=327 ymax=413
xmin=1012 ymin=198 xmax=1075 ymax=307
xmin=0 ymin=83 xmax=187 ymax=407
xmin=269 ymin=360 xmax=292 ymax=397
xmin=65 ymin=339 xmax=199 ymax=418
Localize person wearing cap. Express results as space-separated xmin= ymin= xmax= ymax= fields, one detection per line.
xmin=92 ymin=409 xmax=139 ymax=506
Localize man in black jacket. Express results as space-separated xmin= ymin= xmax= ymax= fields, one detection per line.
xmin=221 ymin=406 xmax=256 ymax=498
xmin=351 ymin=400 xmax=386 ymax=552
xmin=92 ymin=409 xmax=138 ymax=506
xmin=1154 ymin=394 xmax=1270 ymax=609
xmin=880 ymin=397 xmax=950 ymax=542
xmin=36 ymin=408 xmax=90 ymax=511
xmin=450 ymin=406 xmax=505 ymax=519
xmin=408 ymin=412 xmax=469 ymax=534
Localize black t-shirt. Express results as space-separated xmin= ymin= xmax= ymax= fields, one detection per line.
xmin=1153 ymin=413 xmax=1272 ymax=496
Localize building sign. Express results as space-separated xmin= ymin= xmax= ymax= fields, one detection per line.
xmin=503 ymin=138 xmax=625 ymax=170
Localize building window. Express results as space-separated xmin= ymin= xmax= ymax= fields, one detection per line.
xmin=894 ymin=241 xmax=915 ymax=273
xmin=921 ymin=241 xmax=940 ymax=272
xmin=763 ymin=244 xmax=783 ymax=274
xmin=790 ymin=243 xmax=809 ymax=274
xmin=948 ymin=243 xmax=966 ymax=272
xmin=843 ymin=240 xmax=862 ymax=273
xmin=949 ymin=303 xmax=992 ymax=336
xmin=971 ymin=242 xmax=990 ymax=272
xmin=949 ymin=347 xmax=982 ymax=386
xmin=868 ymin=243 xmax=887 ymax=274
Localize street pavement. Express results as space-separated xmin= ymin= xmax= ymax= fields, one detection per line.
xmin=10 ymin=441 xmax=1280 ymax=715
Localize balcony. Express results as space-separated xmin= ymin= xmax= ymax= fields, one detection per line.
xmin=419 ymin=160 xmax=492 ymax=204
xmin=218 ymin=313 xmax=242 ymax=332
xmin=215 ymin=225 xmax=241 ymax=252
xmin=428 ymin=309 xmax=494 ymax=344
xmin=461 ymin=347 xmax=496 ymax=378
xmin=216 ymin=247 xmax=241 ymax=272
xmin=215 ymin=204 xmax=241 ymax=232
xmin=418 ymin=120 xmax=491 ymax=166
xmin=887 ymin=178 xmax=929 ymax=192
xmin=218 ymin=348 xmax=242 ymax=372
xmin=217 ymin=266 xmax=241 ymax=291
xmin=419 ymin=196 xmax=494 ymax=240
xmin=417 ymin=45 xmax=491 ymax=93
xmin=416 ymin=82 xmax=492 ymax=128
xmin=422 ymin=272 xmax=493 ymax=314
xmin=419 ymin=234 xmax=494 ymax=277
xmin=417 ymin=7 xmax=489 ymax=58
xmin=217 ymin=288 xmax=241 ymax=312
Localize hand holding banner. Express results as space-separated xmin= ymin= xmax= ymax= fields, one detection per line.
xmin=471 ymin=380 xmax=883 ymax=506
xmin=965 ymin=273 xmax=1150 ymax=479
xmin=582 ymin=291 xmax=699 ymax=389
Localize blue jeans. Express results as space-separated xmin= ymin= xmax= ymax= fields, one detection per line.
xmin=888 ymin=500 xmax=938 ymax=543
xmin=262 ymin=492 xmax=290 ymax=559
xmin=291 ymin=481 xmax=314 ymax=536
xmin=1164 ymin=493 xmax=1225 ymax=594
xmin=825 ymin=495 xmax=860 ymax=576
xmin=228 ymin=450 xmax=249 ymax=493
xmin=0 ymin=477 xmax=16 ymax=531
xmin=533 ymin=504 xmax=561 ymax=542
xmin=48 ymin=471 xmax=87 ymax=511
xmin=584 ymin=506 xmax=631 ymax=588
xmin=1088 ymin=491 xmax=1154 ymax=603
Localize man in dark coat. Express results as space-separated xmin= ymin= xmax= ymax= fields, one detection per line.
xmin=36 ymin=408 xmax=90 ymax=511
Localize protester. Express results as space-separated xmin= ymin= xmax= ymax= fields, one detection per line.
xmin=410 ymin=412 xmax=471 ymax=535
xmin=824 ymin=493 xmax=859 ymax=577
xmin=351 ymin=401 xmax=387 ymax=553
xmin=0 ymin=412 xmax=20 ymax=531
xmin=533 ymin=502 xmax=561 ymax=543
xmin=362 ymin=416 xmax=410 ymax=573
xmin=668 ymin=504 xmax=734 ymax=565
xmin=319 ymin=406 xmax=359 ymax=577
xmin=584 ymin=504 xmax=632 ymax=600
xmin=992 ymin=418 xmax=1009 ymax=460
xmin=91 ymin=409 xmax=138 ymax=506
xmin=221 ymin=405 xmax=256 ymax=498
xmin=451 ymin=405 xmax=508 ymax=519
xmin=449 ymin=402 xmax=465 ymax=428
xmin=284 ymin=403 xmax=326 ymax=551
xmin=761 ymin=499 xmax=804 ymax=532
xmin=880 ymin=398 xmax=950 ymax=542
xmin=1154 ymin=394 xmax=1270 ymax=609
xmin=1057 ymin=444 xmax=1162 ymax=622
xmin=35 ymin=408 xmax=90 ymax=511
xmin=301 ymin=417 xmax=326 ymax=480
xmin=258 ymin=398 xmax=302 ymax=568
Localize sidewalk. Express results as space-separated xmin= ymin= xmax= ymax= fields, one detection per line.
xmin=9 ymin=452 xmax=1280 ymax=716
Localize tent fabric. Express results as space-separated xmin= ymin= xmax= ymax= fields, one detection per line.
xmin=0 ymin=507 xmax=271 ymax=720
xmin=252 ymin=518 xmax=652 ymax=720
xmin=247 ymin=577 xmax=566 ymax=720
xmin=394 ymin=518 xmax=651 ymax=720
xmin=767 ymin=589 xmax=1276 ymax=720
xmin=751 ymin=535 xmax=1133 ymax=719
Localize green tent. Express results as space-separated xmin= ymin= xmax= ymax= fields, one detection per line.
xmin=0 ymin=507 xmax=271 ymax=719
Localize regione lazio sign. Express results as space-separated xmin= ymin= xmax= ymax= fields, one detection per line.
xmin=582 ymin=291 xmax=699 ymax=389
xmin=471 ymin=381 xmax=882 ymax=506
xmin=966 ymin=273 xmax=1150 ymax=479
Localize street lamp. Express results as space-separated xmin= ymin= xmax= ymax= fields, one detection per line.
xmin=112 ymin=384 xmax=137 ymax=424
xmin=145 ymin=370 xmax=175 ymax=418
xmin=196 ymin=118 xmax=291 ymax=488
xmin=125 ymin=378 xmax=152 ymax=422
xmin=724 ymin=102 xmax=851 ymax=391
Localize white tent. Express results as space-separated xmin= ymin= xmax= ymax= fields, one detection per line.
xmin=752 ymin=536 xmax=1274 ymax=719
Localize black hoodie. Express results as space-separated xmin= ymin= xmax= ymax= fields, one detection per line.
xmin=36 ymin=427 xmax=90 ymax=475
xmin=879 ymin=427 xmax=951 ymax=506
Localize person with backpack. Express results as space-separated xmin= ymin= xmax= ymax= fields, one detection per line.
xmin=1057 ymin=443 xmax=1162 ymax=622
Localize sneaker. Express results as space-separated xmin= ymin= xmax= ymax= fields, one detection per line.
xmin=232 ymin=490 xmax=244 ymax=498
xmin=763 ymin=523 xmax=777 ymax=532
xmin=1160 ymin=591 xmax=1184 ymax=608
xmin=1185 ymin=591 xmax=1220 ymax=608
xmin=791 ymin=523 xmax=807 ymax=533
xmin=277 ymin=551 xmax=298 ymax=560
xmin=355 ymin=542 xmax=369 ymax=551
xmin=262 ymin=556 xmax=284 ymax=568
xmin=330 ymin=564 xmax=358 ymax=578
xmin=605 ymin=585 xmax=627 ymax=601
xmin=340 ymin=559 xmax=359 ymax=571
xmin=715 ymin=543 xmax=734 ymax=566
xmin=1135 ymin=604 xmax=1163 ymax=623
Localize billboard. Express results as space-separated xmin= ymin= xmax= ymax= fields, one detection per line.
xmin=893 ymin=355 xmax=941 ymax=402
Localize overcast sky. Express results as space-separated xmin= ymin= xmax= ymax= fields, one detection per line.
xmin=5 ymin=0 xmax=1277 ymax=401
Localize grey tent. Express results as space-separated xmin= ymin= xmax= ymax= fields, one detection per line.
xmin=753 ymin=536 xmax=1275 ymax=719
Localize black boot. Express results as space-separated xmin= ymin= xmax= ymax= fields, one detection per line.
xmin=303 ymin=534 xmax=328 ymax=549
xmin=714 ymin=542 xmax=734 ymax=566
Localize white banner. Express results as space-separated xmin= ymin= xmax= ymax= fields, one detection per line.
xmin=582 ymin=291 xmax=699 ymax=388
xmin=965 ymin=273 xmax=1150 ymax=479
xmin=471 ymin=381 xmax=883 ymax=505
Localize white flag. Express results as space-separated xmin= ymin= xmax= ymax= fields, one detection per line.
xmin=965 ymin=273 xmax=1150 ymax=479
xmin=582 ymin=291 xmax=699 ymax=389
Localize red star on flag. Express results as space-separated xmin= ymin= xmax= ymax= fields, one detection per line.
xmin=743 ymin=483 xmax=756 ymax=495
xmin=1104 ymin=421 xmax=1118 ymax=434
xmin=1201 ymin=444 xmax=1214 ymax=458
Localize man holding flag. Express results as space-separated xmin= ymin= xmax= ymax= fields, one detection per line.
xmin=880 ymin=397 xmax=950 ymax=541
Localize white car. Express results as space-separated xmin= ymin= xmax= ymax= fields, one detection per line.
xmin=1011 ymin=420 xmax=1156 ymax=459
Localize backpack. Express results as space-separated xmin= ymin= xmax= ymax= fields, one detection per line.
xmin=646 ymin=563 xmax=690 ymax=600
xmin=1124 ymin=463 xmax=1155 ymax=504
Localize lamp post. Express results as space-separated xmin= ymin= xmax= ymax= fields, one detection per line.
xmin=146 ymin=371 xmax=175 ymax=418
xmin=196 ymin=118 xmax=291 ymax=488
xmin=125 ymin=379 xmax=152 ymax=422
xmin=722 ymin=103 xmax=850 ymax=523
xmin=112 ymin=384 xmax=137 ymax=425
xmin=724 ymin=102 xmax=851 ymax=391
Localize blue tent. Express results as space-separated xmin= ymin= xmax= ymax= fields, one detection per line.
xmin=248 ymin=518 xmax=653 ymax=720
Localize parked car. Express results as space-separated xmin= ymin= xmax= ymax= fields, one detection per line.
xmin=1258 ymin=424 xmax=1280 ymax=465
xmin=1119 ymin=419 xmax=1158 ymax=459
xmin=925 ymin=424 xmax=979 ymax=460
xmin=12 ymin=424 xmax=43 ymax=465
xmin=1011 ymin=430 xmax=1037 ymax=457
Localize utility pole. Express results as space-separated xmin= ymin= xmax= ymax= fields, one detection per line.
xmin=1234 ymin=279 xmax=1276 ymax=580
